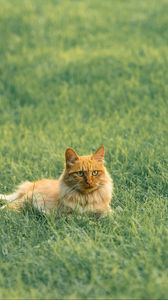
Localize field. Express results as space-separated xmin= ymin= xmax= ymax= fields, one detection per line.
xmin=0 ymin=0 xmax=168 ymax=299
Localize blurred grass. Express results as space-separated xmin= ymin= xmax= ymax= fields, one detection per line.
xmin=0 ymin=0 xmax=168 ymax=299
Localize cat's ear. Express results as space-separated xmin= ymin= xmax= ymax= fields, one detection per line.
xmin=65 ymin=148 xmax=79 ymax=167
xmin=92 ymin=145 xmax=105 ymax=161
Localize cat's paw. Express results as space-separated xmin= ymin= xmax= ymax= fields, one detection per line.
xmin=95 ymin=207 xmax=113 ymax=218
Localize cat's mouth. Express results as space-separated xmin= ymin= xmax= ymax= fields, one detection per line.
xmin=81 ymin=186 xmax=97 ymax=193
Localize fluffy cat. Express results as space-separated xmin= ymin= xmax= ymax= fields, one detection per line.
xmin=0 ymin=145 xmax=113 ymax=215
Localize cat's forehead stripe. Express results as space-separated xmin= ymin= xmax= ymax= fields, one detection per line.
xmin=69 ymin=156 xmax=104 ymax=172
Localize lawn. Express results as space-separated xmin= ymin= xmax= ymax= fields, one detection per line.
xmin=0 ymin=0 xmax=168 ymax=299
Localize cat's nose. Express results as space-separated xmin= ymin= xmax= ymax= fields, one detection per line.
xmin=85 ymin=178 xmax=92 ymax=187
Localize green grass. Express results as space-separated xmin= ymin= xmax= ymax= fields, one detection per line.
xmin=0 ymin=0 xmax=168 ymax=298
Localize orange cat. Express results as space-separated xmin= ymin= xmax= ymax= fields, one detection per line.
xmin=0 ymin=146 xmax=113 ymax=215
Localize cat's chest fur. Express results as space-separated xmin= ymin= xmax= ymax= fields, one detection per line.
xmin=59 ymin=181 xmax=112 ymax=213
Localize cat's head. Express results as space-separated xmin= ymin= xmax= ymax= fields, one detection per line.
xmin=63 ymin=145 xmax=107 ymax=193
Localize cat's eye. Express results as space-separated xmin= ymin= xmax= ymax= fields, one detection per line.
xmin=77 ymin=171 xmax=84 ymax=177
xmin=92 ymin=170 xmax=98 ymax=176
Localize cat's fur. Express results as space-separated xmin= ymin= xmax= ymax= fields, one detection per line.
xmin=0 ymin=146 xmax=113 ymax=215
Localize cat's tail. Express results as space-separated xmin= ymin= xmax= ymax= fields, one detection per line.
xmin=0 ymin=181 xmax=33 ymax=201
xmin=0 ymin=181 xmax=33 ymax=210
xmin=0 ymin=192 xmax=19 ymax=202
xmin=0 ymin=192 xmax=20 ymax=210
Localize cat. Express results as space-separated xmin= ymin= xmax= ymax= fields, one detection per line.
xmin=0 ymin=145 xmax=113 ymax=215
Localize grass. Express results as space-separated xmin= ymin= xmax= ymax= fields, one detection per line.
xmin=0 ymin=0 xmax=168 ymax=298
